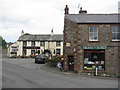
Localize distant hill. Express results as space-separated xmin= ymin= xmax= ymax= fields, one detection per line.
xmin=0 ymin=36 xmax=7 ymax=49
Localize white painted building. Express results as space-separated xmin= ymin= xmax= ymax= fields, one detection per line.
xmin=7 ymin=30 xmax=63 ymax=57
xmin=118 ymin=1 xmax=120 ymax=13
xmin=7 ymin=42 xmax=18 ymax=57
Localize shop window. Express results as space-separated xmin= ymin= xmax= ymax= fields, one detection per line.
xmin=112 ymin=26 xmax=120 ymax=41
xmin=89 ymin=26 xmax=98 ymax=41
xmin=84 ymin=50 xmax=105 ymax=71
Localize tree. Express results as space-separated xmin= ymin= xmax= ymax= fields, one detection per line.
xmin=0 ymin=36 xmax=7 ymax=48
xmin=2 ymin=39 xmax=7 ymax=48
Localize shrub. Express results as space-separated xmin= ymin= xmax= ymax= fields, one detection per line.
xmin=47 ymin=55 xmax=62 ymax=67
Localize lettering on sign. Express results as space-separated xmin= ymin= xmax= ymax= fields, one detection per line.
xmin=81 ymin=46 xmax=107 ymax=50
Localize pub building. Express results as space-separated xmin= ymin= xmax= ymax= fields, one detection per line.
xmin=63 ymin=5 xmax=120 ymax=75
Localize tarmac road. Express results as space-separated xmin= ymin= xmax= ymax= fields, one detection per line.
xmin=2 ymin=58 xmax=119 ymax=88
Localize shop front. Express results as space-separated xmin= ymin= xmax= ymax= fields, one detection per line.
xmin=81 ymin=46 xmax=107 ymax=73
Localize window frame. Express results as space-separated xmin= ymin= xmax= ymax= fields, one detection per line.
xmin=23 ymin=49 xmax=27 ymax=56
xmin=31 ymin=50 xmax=36 ymax=55
xmin=40 ymin=41 xmax=45 ymax=47
xmin=89 ymin=26 xmax=99 ymax=41
xmin=23 ymin=41 xmax=27 ymax=46
xmin=111 ymin=25 xmax=120 ymax=41
xmin=31 ymin=41 xmax=35 ymax=47
xmin=83 ymin=49 xmax=105 ymax=71
xmin=11 ymin=47 xmax=18 ymax=52
xmin=56 ymin=49 xmax=61 ymax=55
xmin=56 ymin=41 xmax=61 ymax=47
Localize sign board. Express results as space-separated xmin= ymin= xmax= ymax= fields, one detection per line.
xmin=66 ymin=43 xmax=71 ymax=47
xmin=81 ymin=46 xmax=107 ymax=50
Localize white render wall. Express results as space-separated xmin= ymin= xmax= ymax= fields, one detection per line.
xmin=17 ymin=41 xmax=23 ymax=56
xmin=8 ymin=41 xmax=63 ymax=57
xmin=7 ymin=42 xmax=18 ymax=57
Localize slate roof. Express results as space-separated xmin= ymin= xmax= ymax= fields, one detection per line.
xmin=18 ymin=34 xmax=63 ymax=41
xmin=65 ymin=14 xmax=120 ymax=24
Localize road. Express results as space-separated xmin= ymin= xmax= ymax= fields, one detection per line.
xmin=2 ymin=58 xmax=118 ymax=88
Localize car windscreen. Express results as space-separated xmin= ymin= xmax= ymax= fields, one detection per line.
xmin=36 ymin=55 xmax=45 ymax=58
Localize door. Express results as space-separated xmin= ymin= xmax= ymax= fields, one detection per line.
xmin=68 ymin=56 xmax=74 ymax=71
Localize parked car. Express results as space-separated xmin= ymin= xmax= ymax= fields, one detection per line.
xmin=30 ymin=54 xmax=37 ymax=58
xmin=35 ymin=54 xmax=47 ymax=63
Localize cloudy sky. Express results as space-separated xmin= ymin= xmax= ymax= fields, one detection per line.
xmin=0 ymin=0 xmax=119 ymax=42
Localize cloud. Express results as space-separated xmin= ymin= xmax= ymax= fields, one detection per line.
xmin=0 ymin=0 xmax=119 ymax=42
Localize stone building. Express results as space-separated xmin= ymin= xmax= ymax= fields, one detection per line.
xmin=63 ymin=5 xmax=120 ymax=75
xmin=8 ymin=30 xmax=63 ymax=57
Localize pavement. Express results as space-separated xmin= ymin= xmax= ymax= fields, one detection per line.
xmin=40 ymin=63 xmax=119 ymax=80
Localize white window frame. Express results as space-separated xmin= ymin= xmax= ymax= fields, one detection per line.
xmin=112 ymin=26 xmax=120 ymax=41
xmin=40 ymin=41 xmax=45 ymax=47
xmin=89 ymin=26 xmax=98 ymax=41
xmin=56 ymin=49 xmax=61 ymax=55
xmin=31 ymin=41 xmax=35 ymax=46
xmin=11 ymin=47 xmax=17 ymax=52
xmin=56 ymin=41 xmax=61 ymax=47
xmin=23 ymin=41 xmax=27 ymax=46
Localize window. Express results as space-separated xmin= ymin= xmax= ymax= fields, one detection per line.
xmin=56 ymin=49 xmax=61 ymax=55
xmin=31 ymin=41 xmax=35 ymax=46
xmin=84 ymin=50 xmax=105 ymax=71
xmin=11 ymin=47 xmax=17 ymax=52
xmin=40 ymin=41 xmax=45 ymax=46
xmin=23 ymin=41 xmax=27 ymax=46
xmin=31 ymin=50 xmax=35 ymax=55
xmin=56 ymin=41 xmax=61 ymax=47
xmin=89 ymin=26 xmax=98 ymax=41
xmin=23 ymin=50 xmax=26 ymax=56
xmin=112 ymin=26 xmax=120 ymax=41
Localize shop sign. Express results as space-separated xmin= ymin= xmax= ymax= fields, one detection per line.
xmin=81 ymin=46 xmax=107 ymax=50
xmin=66 ymin=43 xmax=71 ymax=47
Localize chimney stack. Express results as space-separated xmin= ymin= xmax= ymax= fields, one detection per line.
xmin=51 ymin=28 xmax=54 ymax=36
xmin=79 ymin=7 xmax=87 ymax=14
xmin=65 ymin=5 xmax=69 ymax=14
xmin=21 ymin=30 xmax=24 ymax=36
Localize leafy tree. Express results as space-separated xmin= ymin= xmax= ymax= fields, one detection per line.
xmin=0 ymin=36 xmax=7 ymax=48
xmin=2 ymin=39 xmax=7 ymax=48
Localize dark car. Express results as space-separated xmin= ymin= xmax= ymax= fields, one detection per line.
xmin=35 ymin=54 xmax=47 ymax=63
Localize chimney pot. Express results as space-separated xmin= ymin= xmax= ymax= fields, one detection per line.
xmin=51 ymin=28 xmax=54 ymax=36
xmin=65 ymin=5 xmax=69 ymax=14
xmin=21 ymin=30 xmax=24 ymax=36
xmin=79 ymin=7 xmax=87 ymax=14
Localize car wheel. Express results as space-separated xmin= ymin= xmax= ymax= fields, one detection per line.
xmin=35 ymin=61 xmax=37 ymax=63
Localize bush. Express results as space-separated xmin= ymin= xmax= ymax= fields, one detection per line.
xmin=47 ymin=55 xmax=62 ymax=67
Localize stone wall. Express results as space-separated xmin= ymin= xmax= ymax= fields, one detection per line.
xmin=77 ymin=24 xmax=119 ymax=74
xmin=63 ymin=19 xmax=78 ymax=71
xmin=64 ymin=19 xmax=119 ymax=75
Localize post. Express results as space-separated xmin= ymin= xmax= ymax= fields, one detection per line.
xmin=96 ymin=67 xmax=98 ymax=76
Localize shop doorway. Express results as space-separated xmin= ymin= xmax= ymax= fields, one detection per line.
xmin=68 ymin=56 xmax=74 ymax=71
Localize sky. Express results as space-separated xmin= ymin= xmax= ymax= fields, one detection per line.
xmin=0 ymin=0 xmax=120 ymax=42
